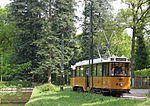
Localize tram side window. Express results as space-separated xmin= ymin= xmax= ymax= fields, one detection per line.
xmin=97 ymin=64 xmax=102 ymax=76
xmin=77 ymin=67 xmax=79 ymax=77
xmin=83 ymin=66 xmax=86 ymax=77
xmin=73 ymin=70 xmax=75 ymax=77
xmin=80 ymin=66 xmax=84 ymax=77
xmin=111 ymin=63 xmax=130 ymax=76
xmin=102 ymin=63 xmax=109 ymax=76
xmin=84 ymin=65 xmax=88 ymax=76
xmin=93 ymin=65 xmax=97 ymax=76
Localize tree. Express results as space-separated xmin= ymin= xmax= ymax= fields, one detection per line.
xmin=0 ymin=7 xmax=19 ymax=81
xmin=116 ymin=0 xmax=150 ymax=85
xmin=9 ymin=0 xmax=43 ymax=80
xmin=77 ymin=0 xmax=112 ymax=61
xmin=145 ymin=36 xmax=150 ymax=68
xmin=35 ymin=0 xmax=76 ymax=83
xmin=135 ymin=36 xmax=148 ymax=70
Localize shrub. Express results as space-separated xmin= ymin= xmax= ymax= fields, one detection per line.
xmin=0 ymin=84 xmax=7 ymax=89
xmin=17 ymin=84 xmax=23 ymax=89
xmin=9 ymin=85 xmax=16 ymax=88
xmin=0 ymin=81 xmax=32 ymax=88
xmin=146 ymin=92 xmax=150 ymax=97
xmin=38 ymin=83 xmax=58 ymax=92
xmin=135 ymin=68 xmax=150 ymax=76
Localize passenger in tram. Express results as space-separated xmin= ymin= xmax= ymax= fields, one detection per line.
xmin=114 ymin=63 xmax=122 ymax=76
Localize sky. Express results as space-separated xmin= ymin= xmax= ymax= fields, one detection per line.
xmin=0 ymin=0 xmax=11 ymax=8
xmin=0 ymin=0 xmax=132 ymax=36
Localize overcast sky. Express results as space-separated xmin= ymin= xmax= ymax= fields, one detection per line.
xmin=0 ymin=0 xmax=11 ymax=8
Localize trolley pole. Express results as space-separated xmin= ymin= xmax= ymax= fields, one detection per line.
xmin=90 ymin=0 xmax=94 ymax=89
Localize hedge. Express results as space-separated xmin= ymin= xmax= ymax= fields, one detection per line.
xmin=135 ymin=68 xmax=150 ymax=76
xmin=0 ymin=81 xmax=32 ymax=87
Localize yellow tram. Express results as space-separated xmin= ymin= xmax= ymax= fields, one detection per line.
xmin=70 ymin=55 xmax=130 ymax=96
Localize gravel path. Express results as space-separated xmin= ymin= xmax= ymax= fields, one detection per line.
xmin=123 ymin=89 xmax=150 ymax=100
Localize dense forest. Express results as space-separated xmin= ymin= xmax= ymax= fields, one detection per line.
xmin=0 ymin=0 xmax=149 ymax=84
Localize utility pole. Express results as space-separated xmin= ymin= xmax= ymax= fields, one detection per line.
xmin=90 ymin=0 xmax=94 ymax=89
xmin=61 ymin=34 xmax=64 ymax=85
xmin=1 ymin=53 xmax=3 ymax=81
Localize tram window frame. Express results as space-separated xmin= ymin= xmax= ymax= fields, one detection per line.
xmin=75 ymin=68 xmax=77 ymax=77
xmin=79 ymin=66 xmax=81 ymax=77
xmin=96 ymin=64 xmax=98 ymax=76
xmin=107 ymin=63 xmax=109 ymax=76
xmin=71 ymin=69 xmax=73 ymax=77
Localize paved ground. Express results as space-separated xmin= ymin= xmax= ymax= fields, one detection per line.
xmin=123 ymin=89 xmax=150 ymax=100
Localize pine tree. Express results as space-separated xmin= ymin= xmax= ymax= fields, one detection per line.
xmin=9 ymin=0 xmax=43 ymax=80
xmin=77 ymin=0 xmax=112 ymax=60
xmin=135 ymin=36 xmax=148 ymax=70
xmin=35 ymin=0 xmax=76 ymax=83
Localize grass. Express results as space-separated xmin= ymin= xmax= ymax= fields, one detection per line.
xmin=26 ymin=86 xmax=146 ymax=106
xmin=143 ymin=91 xmax=150 ymax=106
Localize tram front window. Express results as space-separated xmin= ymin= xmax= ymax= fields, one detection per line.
xmin=111 ymin=63 xmax=129 ymax=77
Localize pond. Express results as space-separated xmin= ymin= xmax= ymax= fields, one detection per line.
xmin=0 ymin=91 xmax=32 ymax=106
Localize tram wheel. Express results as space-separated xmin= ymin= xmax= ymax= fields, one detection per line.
xmin=102 ymin=92 xmax=110 ymax=96
xmin=77 ymin=87 xmax=83 ymax=93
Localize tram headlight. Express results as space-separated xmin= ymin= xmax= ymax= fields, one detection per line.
xmin=120 ymin=82 xmax=123 ymax=87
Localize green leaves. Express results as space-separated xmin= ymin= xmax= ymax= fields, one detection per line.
xmin=135 ymin=68 xmax=150 ymax=76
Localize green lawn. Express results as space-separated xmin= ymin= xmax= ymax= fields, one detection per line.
xmin=26 ymin=86 xmax=148 ymax=106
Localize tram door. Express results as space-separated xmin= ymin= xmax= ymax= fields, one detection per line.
xmin=86 ymin=71 xmax=89 ymax=88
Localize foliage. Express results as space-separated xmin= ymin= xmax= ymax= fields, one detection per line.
xmin=116 ymin=0 xmax=150 ymax=78
xmin=26 ymin=86 xmax=142 ymax=106
xmin=147 ymin=92 xmax=150 ymax=97
xmin=16 ymin=84 xmax=23 ymax=89
xmin=0 ymin=7 xmax=18 ymax=52
xmin=0 ymin=81 xmax=32 ymax=88
xmin=34 ymin=0 xmax=76 ymax=83
xmin=0 ymin=6 xmax=33 ymax=81
xmin=9 ymin=0 xmax=43 ymax=80
xmin=78 ymin=0 xmax=112 ymax=61
xmin=0 ymin=84 xmax=7 ymax=89
xmin=37 ymin=83 xmax=58 ymax=93
xmin=111 ymin=32 xmax=131 ymax=58
xmin=95 ymin=31 xmax=131 ymax=58
xmin=135 ymin=36 xmax=148 ymax=70
xmin=134 ymin=68 xmax=150 ymax=76
xmin=1 ymin=61 xmax=32 ymax=80
xmin=145 ymin=37 xmax=150 ymax=68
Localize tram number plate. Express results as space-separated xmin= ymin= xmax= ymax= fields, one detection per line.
xmin=116 ymin=58 xmax=126 ymax=61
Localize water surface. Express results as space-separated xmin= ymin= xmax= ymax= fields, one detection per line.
xmin=0 ymin=92 xmax=32 ymax=106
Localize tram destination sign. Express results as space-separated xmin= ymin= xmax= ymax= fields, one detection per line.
xmin=116 ymin=58 xmax=126 ymax=61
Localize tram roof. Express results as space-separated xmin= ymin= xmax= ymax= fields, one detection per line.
xmin=71 ymin=55 xmax=129 ymax=70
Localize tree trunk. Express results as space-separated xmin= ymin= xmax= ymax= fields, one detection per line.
xmin=131 ymin=27 xmax=136 ymax=87
xmin=48 ymin=70 xmax=51 ymax=83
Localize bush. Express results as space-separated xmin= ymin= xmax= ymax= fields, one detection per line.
xmin=38 ymin=83 xmax=58 ymax=93
xmin=135 ymin=68 xmax=150 ymax=76
xmin=0 ymin=81 xmax=32 ymax=88
xmin=17 ymin=84 xmax=23 ymax=89
xmin=146 ymin=92 xmax=150 ymax=97
xmin=0 ymin=84 xmax=7 ymax=89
